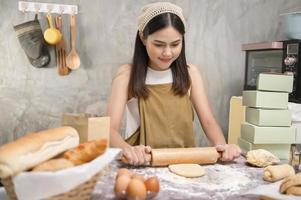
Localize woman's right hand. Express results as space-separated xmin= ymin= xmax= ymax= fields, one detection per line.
xmin=122 ymin=145 xmax=152 ymax=166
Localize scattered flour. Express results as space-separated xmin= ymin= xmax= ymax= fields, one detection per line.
xmin=133 ymin=163 xmax=254 ymax=193
xmin=94 ymin=158 xmax=266 ymax=200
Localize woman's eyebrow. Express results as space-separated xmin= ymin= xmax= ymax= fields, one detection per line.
xmin=153 ymin=40 xmax=165 ymax=44
xmin=153 ymin=39 xmax=181 ymax=44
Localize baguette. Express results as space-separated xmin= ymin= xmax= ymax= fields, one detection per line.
xmin=0 ymin=126 xmax=79 ymax=178
xmin=32 ymin=158 xmax=74 ymax=172
xmin=63 ymin=139 xmax=107 ymax=165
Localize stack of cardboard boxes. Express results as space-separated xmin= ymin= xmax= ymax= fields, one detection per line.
xmin=238 ymin=73 xmax=296 ymax=159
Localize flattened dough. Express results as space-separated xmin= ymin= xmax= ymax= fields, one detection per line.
xmin=168 ymin=164 xmax=205 ymax=178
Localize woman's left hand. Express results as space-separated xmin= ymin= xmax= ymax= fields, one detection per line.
xmin=215 ymin=144 xmax=241 ymax=162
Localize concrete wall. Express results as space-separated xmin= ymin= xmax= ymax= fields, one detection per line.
xmin=0 ymin=0 xmax=300 ymax=146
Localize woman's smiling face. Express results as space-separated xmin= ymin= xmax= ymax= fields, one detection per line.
xmin=142 ymin=26 xmax=183 ymax=71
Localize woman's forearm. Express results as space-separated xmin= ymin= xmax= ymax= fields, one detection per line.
xmin=202 ymin=120 xmax=226 ymax=146
xmin=110 ymin=129 xmax=131 ymax=149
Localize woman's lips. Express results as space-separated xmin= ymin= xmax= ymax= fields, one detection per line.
xmin=159 ymin=58 xmax=172 ymax=63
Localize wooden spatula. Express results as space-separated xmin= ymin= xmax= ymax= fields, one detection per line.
xmin=66 ymin=14 xmax=80 ymax=70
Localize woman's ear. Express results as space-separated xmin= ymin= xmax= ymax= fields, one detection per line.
xmin=139 ymin=32 xmax=146 ymax=45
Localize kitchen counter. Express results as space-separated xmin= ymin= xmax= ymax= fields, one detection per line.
xmin=92 ymin=156 xmax=277 ymax=200
xmin=0 ymin=156 xmax=297 ymax=199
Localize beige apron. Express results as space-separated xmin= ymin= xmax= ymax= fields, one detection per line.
xmin=126 ymin=83 xmax=195 ymax=148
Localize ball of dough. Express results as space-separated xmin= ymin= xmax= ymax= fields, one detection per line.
xmin=168 ymin=164 xmax=205 ymax=178
xmin=246 ymin=149 xmax=280 ymax=167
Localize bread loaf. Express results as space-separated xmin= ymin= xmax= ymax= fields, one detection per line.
xmin=0 ymin=126 xmax=79 ymax=178
xmin=32 ymin=158 xmax=74 ymax=172
xmin=63 ymin=139 xmax=107 ymax=165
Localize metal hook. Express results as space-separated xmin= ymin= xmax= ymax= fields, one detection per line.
xmin=46 ymin=4 xmax=53 ymax=14
xmin=34 ymin=3 xmax=40 ymax=15
xmin=71 ymin=6 xmax=76 ymax=15
xmin=20 ymin=2 xmax=27 ymax=13
xmin=59 ymin=6 xmax=64 ymax=15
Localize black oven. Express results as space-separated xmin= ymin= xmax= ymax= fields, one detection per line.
xmin=242 ymin=40 xmax=301 ymax=103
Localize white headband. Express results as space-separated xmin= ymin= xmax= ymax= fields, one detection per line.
xmin=137 ymin=2 xmax=186 ymax=32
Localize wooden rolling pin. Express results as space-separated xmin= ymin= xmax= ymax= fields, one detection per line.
xmin=121 ymin=147 xmax=220 ymax=166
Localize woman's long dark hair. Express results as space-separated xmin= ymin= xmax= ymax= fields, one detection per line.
xmin=128 ymin=13 xmax=190 ymax=99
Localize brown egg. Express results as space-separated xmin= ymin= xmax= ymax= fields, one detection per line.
xmin=145 ymin=176 xmax=160 ymax=197
xmin=116 ymin=168 xmax=133 ymax=179
xmin=114 ymin=174 xmax=131 ymax=199
xmin=132 ymin=173 xmax=145 ymax=182
xmin=126 ymin=178 xmax=147 ymax=200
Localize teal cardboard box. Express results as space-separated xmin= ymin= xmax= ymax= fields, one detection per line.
xmin=241 ymin=122 xmax=295 ymax=144
xmin=245 ymin=107 xmax=291 ymax=127
xmin=243 ymin=90 xmax=288 ymax=109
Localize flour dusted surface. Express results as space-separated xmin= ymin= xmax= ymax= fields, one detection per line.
xmin=93 ymin=156 xmax=268 ymax=200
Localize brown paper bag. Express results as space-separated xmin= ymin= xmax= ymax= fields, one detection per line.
xmin=62 ymin=113 xmax=110 ymax=144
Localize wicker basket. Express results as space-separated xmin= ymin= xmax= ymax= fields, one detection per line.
xmin=1 ymin=166 xmax=110 ymax=200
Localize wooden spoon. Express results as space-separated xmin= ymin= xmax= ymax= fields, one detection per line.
xmin=66 ymin=14 xmax=80 ymax=70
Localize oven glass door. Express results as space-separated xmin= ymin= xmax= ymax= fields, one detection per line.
xmin=245 ymin=50 xmax=283 ymax=89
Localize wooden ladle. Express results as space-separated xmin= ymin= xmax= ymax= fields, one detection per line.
xmin=66 ymin=14 xmax=80 ymax=70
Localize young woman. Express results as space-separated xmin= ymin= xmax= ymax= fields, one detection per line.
xmin=106 ymin=2 xmax=241 ymax=165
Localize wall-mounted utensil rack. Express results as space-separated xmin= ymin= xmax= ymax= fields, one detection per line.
xmin=18 ymin=1 xmax=78 ymax=15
